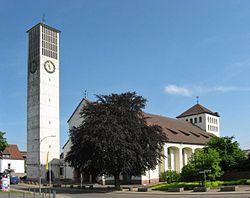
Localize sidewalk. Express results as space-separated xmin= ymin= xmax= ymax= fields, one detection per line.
xmin=14 ymin=183 xmax=250 ymax=196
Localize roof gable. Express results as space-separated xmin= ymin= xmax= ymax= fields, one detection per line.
xmin=176 ymin=104 xmax=219 ymax=118
xmin=67 ymin=98 xmax=91 ymax=123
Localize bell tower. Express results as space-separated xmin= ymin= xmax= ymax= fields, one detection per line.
xmin=176 ymin=103 xmax=220 ymax=137
xmin=26 ymin=22 xmax=60 ymax=180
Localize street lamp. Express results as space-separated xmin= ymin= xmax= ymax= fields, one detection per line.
xmin=199 ymin=169 xmax=211 ymax=187
xmin=38 ymin=135 xmax=56 ymax=194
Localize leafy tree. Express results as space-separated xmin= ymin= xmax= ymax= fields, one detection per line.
xmin=0 ymin=131 xmax=8 ymax=151
xmin=206 ymin=136 xmax=245 ymax=171
xmin=65 ymin=92 xmax=167 ymax=188
xmin=181 ymin=148 xmax=222 ymax=182
xmin=240 ymin=153 xmax=250 ymax=171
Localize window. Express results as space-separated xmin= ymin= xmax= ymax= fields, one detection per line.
xmin=190 ymin=118 xmax=193 ymax=123
xmin=60 ymin=167 xmax=63 ymax=176
xmin=3 ymin=154 xmax=10 ymax=158
xmin=186 ymin=119 xmax=188 ymax=122
xmin=194 ymin=118 xmax=197 ymax=123
xmin=199 ymin=117 xmax=202 ymax=123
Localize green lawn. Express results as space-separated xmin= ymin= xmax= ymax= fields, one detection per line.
xmin=151 ymin=179 xmax=250 ymax=191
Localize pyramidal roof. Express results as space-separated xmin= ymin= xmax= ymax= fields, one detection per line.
xmin=176 ymin=104 xmax=219 ymax=118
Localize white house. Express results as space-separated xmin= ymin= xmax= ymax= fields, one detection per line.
xmin=0 ymin=145 xmax=25 ymax=176
xmin=62 ymin=99 xmax=220 ymax=184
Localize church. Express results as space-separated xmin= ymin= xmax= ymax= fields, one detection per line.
xmin=25 ymin=22 xmax=220 ymax=184
xmin=62 ymin=98 xmax=220 ymax=185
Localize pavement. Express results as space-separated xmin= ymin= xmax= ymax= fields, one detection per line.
xmin=10 ymin=183 xmax=250 ymax=197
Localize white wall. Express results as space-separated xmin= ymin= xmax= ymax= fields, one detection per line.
xmin=62 ymin=99 xmax=87 ymax=180
xmin=68 ymin=100 xmax=86 ymax=129
xmin=178 ymin=113 xmax=207 ymax=131
xmin=160 ymin=142 xmax=204 ymax=174
xmin=63 ymin=140 xmax=74 ymax=179
xmin=141 ymin=166 xmax=159 ymax=182
xmin=178 ymin=113 xmax=220 ymax=137
xmin=0 ymin=159 xmax=25 ymax=173
xmin=205 ymin=114 xmax=220 ymax=136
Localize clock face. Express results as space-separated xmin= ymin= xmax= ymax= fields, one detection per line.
xmin=30 ymin=60 xmax=37 ymax=74
xmin=44 ymin=60 xmax=55 ymax=73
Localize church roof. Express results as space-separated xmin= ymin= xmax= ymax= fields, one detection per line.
xmin=145 ymin=113 xmax=214 ymax=145
xmin=176 ymin=104 xmax=220 ymax=118
xmin=65 ymin=99 xmax=215 ymax=147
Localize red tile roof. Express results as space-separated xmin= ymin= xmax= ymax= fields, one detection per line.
xmin=145 ymin=113 xmax=214 ymax=145
xmin=176 ymin=104 xmax=220 ymax=118
xmin=2 ymin=145 xmax=23 ymax=160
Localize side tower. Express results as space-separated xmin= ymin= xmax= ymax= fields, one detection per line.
xmin=27 ymin=22 xmax=60 ymax=180
xmin=176 ymin=104 xmax=220 ymax=136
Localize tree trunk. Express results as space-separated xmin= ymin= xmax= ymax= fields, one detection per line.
xmin=114 ymin=173 xmax=120 ymax=190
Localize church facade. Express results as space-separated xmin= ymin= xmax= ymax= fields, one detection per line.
xmin=62 ymin=99 xmax=220 ymax=184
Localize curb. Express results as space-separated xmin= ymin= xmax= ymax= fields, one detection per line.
xmin=115 ymin=190 xmax=250 ymax=196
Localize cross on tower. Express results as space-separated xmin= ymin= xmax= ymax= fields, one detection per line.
xmin=196 ymin=96 xmax=199 ymax=104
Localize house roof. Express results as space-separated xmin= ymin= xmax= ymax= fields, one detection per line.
xmin=176 ymin=104 xmax=220 ymax=118
xmin=2 ymin=145 xmax=23 ymax=160
xmin=20 ymin=151 xmax=27 ymax=159
xmin=145 ymin=113 xmax=214 ymax=145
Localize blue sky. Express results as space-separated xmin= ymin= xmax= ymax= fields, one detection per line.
xmin=1 ymin=0 xmax=250 ymax=151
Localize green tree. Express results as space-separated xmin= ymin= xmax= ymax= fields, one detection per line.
xmin=206 ymin=136 xmax=245 ymax=171
xmin=240 ymin=153 xmax=250 ymax=171
xmin=0 ymin=131 xmax=8 ymax=152
xmin=65 ymin=92 xmax=167 ymax=189
xmin=181 ymin=148 xmax=222 ymax=182
xmin=160 ymin=170 xmax=180 ymax=183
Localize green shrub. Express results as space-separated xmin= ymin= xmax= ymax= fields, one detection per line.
xmin=223 ymin=179 xmax=247 ymax=185
xmin=151 ymin=181 xmax=201 ymax=191
xmin=160 ymin=170 xmax=181 ymax=183
xmin=151 ymin=178 xmax=250 ymax=192
xmin=206 ymin=181 xmax=224 ymax=187
xmin=181 ymin=163 xmax=200 ymax=182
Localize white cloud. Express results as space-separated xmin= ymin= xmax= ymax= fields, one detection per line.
xmin=164 ymin=84 xmax=250 ymax=96
xmin=164 ymin=85 xmax=191 ymax=96
xmin=214 ymin=86 xmax=250 ymax=92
